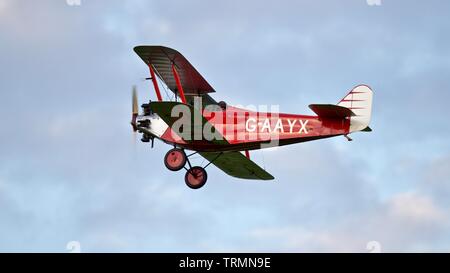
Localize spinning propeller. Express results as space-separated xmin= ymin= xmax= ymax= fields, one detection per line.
xmin=130 ymin=85 xmax=155 ymax=148
xmin=131 ymin=85 xmax=138 ymax=132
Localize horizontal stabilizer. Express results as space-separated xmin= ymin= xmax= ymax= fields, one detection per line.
xmin=309 ymin=104 xmax=355 ymax=119
xmin=361 ymin=126 xmax=372 ymax=132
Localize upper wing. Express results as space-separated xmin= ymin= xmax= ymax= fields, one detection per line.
xmin=134 ymin=45 xmax=215 ymax=96
xmin=199 ymin=151 xmax=275 ymax=180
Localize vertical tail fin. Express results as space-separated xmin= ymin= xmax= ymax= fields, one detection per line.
xmin=338 ymin=85 xmax=373 ymax=133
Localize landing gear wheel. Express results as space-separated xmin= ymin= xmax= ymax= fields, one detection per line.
xmin=185 ymin=166 xmax=208 ymax=189
xmin=164 ymin=148 xmax=186 ymax=171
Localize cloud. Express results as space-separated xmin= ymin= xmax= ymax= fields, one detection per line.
xmin=387 ymin=192 xmax=445 ymax=223
xmin=0 ymin=0 xmax=9 ymax=14
xmin=246 ymin=191 xmax=448 ymax=252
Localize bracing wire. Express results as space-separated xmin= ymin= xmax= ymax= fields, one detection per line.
xmin=149 ymin=64 xmax=172 ymax=101
xmin=156 ymin=75 xmax=173 ymax=101
xmin=261 ymin=149 xmax=267 ymax=170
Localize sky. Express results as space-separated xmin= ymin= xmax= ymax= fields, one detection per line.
xmin=0 ymin=0 xmax=450 ymax=252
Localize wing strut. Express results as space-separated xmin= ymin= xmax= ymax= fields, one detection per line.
xmin=171 ymin=63 xmax=187 ymax=104
xmin=149 ymin=64 xmax=162 ymax=101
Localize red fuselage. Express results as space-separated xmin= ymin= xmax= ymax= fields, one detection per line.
xmin=157 ymin=106 xmax=350 ymax=152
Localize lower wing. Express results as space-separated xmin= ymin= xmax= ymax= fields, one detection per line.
xmin=199 ymin=151 xmax=274 ymax=180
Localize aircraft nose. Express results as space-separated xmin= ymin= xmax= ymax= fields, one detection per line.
xmin=136 ymin=116 xmax=151 ymax=129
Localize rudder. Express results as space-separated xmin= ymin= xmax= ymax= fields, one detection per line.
xmin=337 ymin=85 xmax=373 ymax=133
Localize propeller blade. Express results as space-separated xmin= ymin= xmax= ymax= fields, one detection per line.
xmin=131 ymin=85 xmax=138 ymax=131
xmin=132 ymin=85 xmax=138 ymax=115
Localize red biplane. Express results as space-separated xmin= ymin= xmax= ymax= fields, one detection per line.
xmin=131 ymin=46 xmax=373 ymax=189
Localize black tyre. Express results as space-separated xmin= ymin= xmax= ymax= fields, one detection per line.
xmin=184 ymin=166 xmax=208 ymax=189
xmin=164 ymin=148 xmax=186 ymax=171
